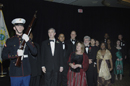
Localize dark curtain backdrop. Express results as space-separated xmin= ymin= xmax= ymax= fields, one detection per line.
xmin=1 ymin=0 xmax=130 ymax=48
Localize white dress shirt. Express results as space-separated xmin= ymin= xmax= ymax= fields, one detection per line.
xmin=85 ymin=45 xmax=89 ymax=54
xmin=50 ymin=39 xmax=55 ymax=56
xmin=71 ymin=39 xmax=75 ymax=45
xmin=62 ymin=42 xmax=65 ymax=50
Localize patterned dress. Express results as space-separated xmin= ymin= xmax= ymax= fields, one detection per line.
xmin=67 ymin=53 xmax=89 ymax=86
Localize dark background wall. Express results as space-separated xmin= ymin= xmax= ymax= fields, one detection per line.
xmin=1 ymin=0 xmax=130 ymax=49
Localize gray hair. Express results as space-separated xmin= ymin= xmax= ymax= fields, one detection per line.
xmin=84 ymin=36 xmax=91 ymax=41
xmin=48 ymin=28 xmax=56 ymax=33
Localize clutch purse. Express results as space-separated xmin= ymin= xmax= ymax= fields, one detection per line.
xmin=117 ymin=65 xmax=122 ymax=70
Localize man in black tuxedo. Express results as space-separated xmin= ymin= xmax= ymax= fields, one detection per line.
xmin=104 ymin=33 xmax=109 ymax=43
xmin=66 ymin=30 xmax=77 ymax=52
xmin=41 ymin=28 xmax=63 ymax=86
xmin=57 ymin=33 xmax=72 ymax=86
xmin=84 ymin=36 xmax=97 ymax=86
xmin=84 ymin=36 xmax=91 ymax=55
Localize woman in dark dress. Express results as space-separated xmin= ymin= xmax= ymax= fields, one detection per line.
xmin=90 ymin=38 xmax=98 ymax=86
xmin=67 ymin=41 xmax=89 ymax=86
xmin=106 ymin=39 xmax=116 ymax=83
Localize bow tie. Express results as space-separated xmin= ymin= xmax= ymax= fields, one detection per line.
xmin=50 ymin=40 xmax=54 ymax=42
xmin=62 ymin=42 xmax=65 ymax=44
xmin=85 ymin=46 xmax=89 ymax=48
xmin=72 ymin=39 xmax=75 ymax=42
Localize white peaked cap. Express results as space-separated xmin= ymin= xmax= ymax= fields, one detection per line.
xmin=11 ymin=18 xmax=26 ymax=25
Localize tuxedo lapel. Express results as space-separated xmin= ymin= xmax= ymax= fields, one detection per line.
xmin=70 ymin=40 xmax=73 ymax=45
xmin=85 ymin=46 xmax=90 ymax=55
xmin=88 ymin=46 xmax=92 ymax=55
xmin=48 ymin=40 xmax=53 ymax=56
xmin=54 ymin=42 xmax=57 ymax=56
xmin=65 ymin=43 xmax=67 ymax=50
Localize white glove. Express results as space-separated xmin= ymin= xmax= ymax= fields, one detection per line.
xmin=17 ymin=49 xmax=24 ymax=56
xmin=22 ymin=34 xmax=29 ymax=42
xmin=59 ymin=67 xmax=63 ymax=72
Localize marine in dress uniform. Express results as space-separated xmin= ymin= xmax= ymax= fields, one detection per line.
xmin=2 ymin=18 xmax=37 ymax=86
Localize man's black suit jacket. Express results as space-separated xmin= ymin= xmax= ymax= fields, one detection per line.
xmin=85 ymin=46 xmax=98 ymax=63
xmin=41 ymin=40 xmax=63 ymax=72
xmin=29 ymin=42 xmax=41 ymax=77
xmin=66 ymin=39 xmax=77 ymax=52
xmin=60 ymin=41 xmax=72 ymax=69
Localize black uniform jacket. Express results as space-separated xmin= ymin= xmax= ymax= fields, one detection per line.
xmin=2 ymin=35 xmax=37 ymax=77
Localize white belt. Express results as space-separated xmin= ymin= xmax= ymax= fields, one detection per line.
xmin=24 ymin=55 xmax=28 ymax=58
xmin=21 ymin=55 xmax=28 ymax=60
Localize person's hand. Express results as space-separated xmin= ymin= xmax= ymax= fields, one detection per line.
xmin=22 ymin=34 xmax=29 ymax=42
xmin=42 ymin=67 xmax=46 ymax=73
xmin=97 ymin=70 xmax=99 ymax=73
xmin=75 ymin=64 xmax=82 ymax=68
xmin=120 ymin=58 xmax=123 ymax=61
xmin=125 ymin=56 xmax=127 ymax=59
xmin=117 ymin=59 xmax=120 ymax=61
xmin=89 ymin=59 xmax=92 ymax=64
xmin=59 ymin=67 xmax=63 ymax=72
xmin=71 ymin=64 xmax=76 ymax=69
xmin=17 ymin=49 xmax=24 ymax=56
xmin=109 ymin=68 xmax=113 ymax=71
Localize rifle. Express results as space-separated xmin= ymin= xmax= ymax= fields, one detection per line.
xmin=15 ymin=11 xmax=37 ymax=67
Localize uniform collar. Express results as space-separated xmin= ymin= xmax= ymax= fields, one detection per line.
xmin=15 ymin=34 xmax=22 ymax=38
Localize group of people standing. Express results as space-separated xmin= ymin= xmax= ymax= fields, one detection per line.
xmin=1 ymin=18 xmax=128 ymax=86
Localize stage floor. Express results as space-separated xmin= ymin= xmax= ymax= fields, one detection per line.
xmin=0 ymin=64 xmax=130 ymax=86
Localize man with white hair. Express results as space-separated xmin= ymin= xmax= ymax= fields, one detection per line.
xmin=84 ymin=36 xmax=98 ymax=86
xmin=84 ymin=36 xmax=91 ymax=54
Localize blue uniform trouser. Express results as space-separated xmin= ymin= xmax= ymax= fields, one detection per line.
xmin=10 ymin=75 xmax=30 ymax=86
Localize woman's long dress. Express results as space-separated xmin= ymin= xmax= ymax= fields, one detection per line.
xmin=114 ymin=49 xmax=123 ymax=75
xmin=67 ymin=53 xmax=89 ymax=86
xmin=97 ymin=49 xmax=112 ymax=86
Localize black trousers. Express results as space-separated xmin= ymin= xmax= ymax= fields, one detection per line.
xmin=110 ymin=69 xmax=115 ymax=83
xmin=86 ymin=64 xmax=95 ymax=86
xmin=44 ymin=71 xmax=58 ymax=86
xmin=30 ymin=75 xmax=40 ymax=86
xmin=93 ymin=65 xmax=98 ymax=86
xmin=58 ymin=67 xmax=68 ymax=86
